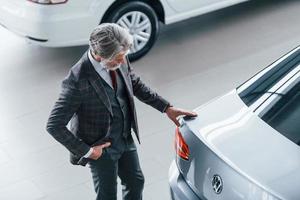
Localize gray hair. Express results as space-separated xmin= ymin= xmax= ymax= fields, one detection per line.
xmin=89 ymin=23 xmax=133 ymax=59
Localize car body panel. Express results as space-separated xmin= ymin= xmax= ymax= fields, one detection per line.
xmin=164 ymin=0 xmax=248 ymax=24
xmin=0 ymin=0 xmax=108 ymax=46
xmin=169 ymin=161 xmax=204 ymax=200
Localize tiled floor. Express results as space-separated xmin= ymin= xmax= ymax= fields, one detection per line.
xmin=0 ymin=0 xmax=300 ymax=199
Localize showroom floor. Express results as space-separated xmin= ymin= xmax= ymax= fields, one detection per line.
xmin=0 ymin=0 xmax=299 ymax=199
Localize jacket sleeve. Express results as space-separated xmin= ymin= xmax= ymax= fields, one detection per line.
xmin=127 ymin=59 xmax=171 ymax=113
xmin=46 ymin=71 xmax=90 ymax=157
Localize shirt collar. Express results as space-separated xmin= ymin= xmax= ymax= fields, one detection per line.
xmin=88 ymin=50 xmax=109 ymax=72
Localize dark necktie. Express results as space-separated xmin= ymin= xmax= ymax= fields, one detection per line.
xmin=109 ymin=70 xmax=117 ymax=89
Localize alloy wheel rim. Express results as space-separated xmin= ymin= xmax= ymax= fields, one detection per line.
xmin=117 ymin=11 xmax=152 ymax=54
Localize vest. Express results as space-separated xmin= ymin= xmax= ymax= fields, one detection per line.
xmin=99 ymin=70 xmax=135 ymax=159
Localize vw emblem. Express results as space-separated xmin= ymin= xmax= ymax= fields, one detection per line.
xmin=212 ymin=174 xmax=223 ymax=194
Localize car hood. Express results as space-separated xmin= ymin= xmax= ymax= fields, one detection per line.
xmin=185 ymin=90 xmax=300 ymax=200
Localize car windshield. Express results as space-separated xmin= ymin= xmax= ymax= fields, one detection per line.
xmin=237 ymin=46 xmax=300 ymax=146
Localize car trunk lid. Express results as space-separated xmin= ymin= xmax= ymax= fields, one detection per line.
xmin=177 ymin=90 xmax=300 ymax=200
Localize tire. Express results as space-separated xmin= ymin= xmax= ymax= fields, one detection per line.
xmin=104 ymin=1 xmax=160 ymax=61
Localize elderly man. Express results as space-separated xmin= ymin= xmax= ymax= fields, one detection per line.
xmin=46 ymin=23 xmax=197 ymax=200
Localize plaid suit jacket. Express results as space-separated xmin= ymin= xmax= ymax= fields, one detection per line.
xmin=46 ymin=52 xmax=170 ymax=165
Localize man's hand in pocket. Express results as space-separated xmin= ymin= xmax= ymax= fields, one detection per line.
xmin=89 ymin=142 xmax=111 ymax=160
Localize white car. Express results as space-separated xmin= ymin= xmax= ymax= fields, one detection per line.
xmin=169 ymin=46 xmax=300 ymax=200
xmin=0 ymin=0 xmax=248 ymax=60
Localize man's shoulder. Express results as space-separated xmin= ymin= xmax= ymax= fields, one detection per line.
xmin=68 ymin=53 xmax=90 ymax=81
xmin=62 ymin=53 xmax=91 ymax=89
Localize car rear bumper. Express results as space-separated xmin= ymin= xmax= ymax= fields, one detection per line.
xmin=0 ymin=0 xmax=99 ymax=47
xmin=169 ymin=161 xmax=204 ymax=200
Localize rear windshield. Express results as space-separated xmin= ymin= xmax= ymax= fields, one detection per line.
xmin=237 ymin=47 xmax=300 ymax=145
xmin=261 ymin=77 xmax=300 ymax=145
xmin=238 ymin=48 xmax=300 ymax=106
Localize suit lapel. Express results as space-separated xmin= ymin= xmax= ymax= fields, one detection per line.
xmin=119 ymin=65 xmax=134 ymax=97
xmin=118 ymin=62 xmax=140 ymax=143
xmin=83 ymin=53 xmax=113 ymax=117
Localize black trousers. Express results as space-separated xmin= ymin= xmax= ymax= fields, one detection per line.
xmin=88 ymin=147 xmax=145 ymax=200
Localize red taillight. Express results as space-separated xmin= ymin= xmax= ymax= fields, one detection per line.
xmin=27 ymin=0 xmax=68 ymax=4
xmin=175 ymin=127 xmax=190 ymax=161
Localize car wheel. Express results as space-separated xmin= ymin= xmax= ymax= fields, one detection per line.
xmin=104 ymin=1 xmax=160 ymax=61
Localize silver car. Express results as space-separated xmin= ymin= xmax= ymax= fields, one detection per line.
xmin=169 ymin=46 xmax=300 ymax=200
